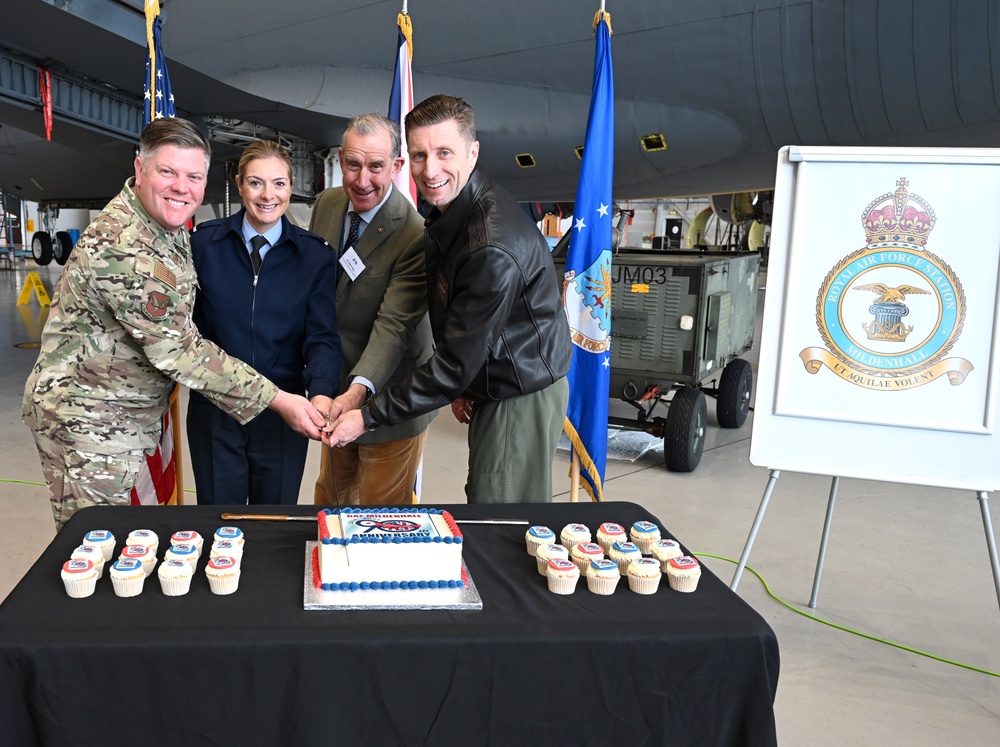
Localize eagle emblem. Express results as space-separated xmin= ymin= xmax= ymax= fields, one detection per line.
xmin=853 ymin=283 xmax=931 ymax=304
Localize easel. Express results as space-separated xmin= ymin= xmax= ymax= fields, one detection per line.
xmin=730 ymin=470 xmax=1000 ymax=613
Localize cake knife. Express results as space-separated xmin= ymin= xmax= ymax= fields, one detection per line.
xmin=220 ymin=513 xmax=528 ymax=525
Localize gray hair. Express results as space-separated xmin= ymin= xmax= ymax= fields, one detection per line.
xmin=341 ymin=113 xmax=402 ymax=157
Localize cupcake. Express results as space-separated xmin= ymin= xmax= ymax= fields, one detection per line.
xmin=164 ymin=543 xmax=199 ymax=569
xmin=535 ymin=543 xmax=570 ymax=576
xmin=608 ymin=541 xmax=642 ymax=575
xmin=649 ymin=539 xmax=683 ymax=571
xmin=125 ymin=529 xmax=160 ymax=556
xmin=61 ymin=558 xmax=99 ymax=598
xmin=213 ymin=526 xmax=245 ymax=548
xmin=585 ymin=558 xmax=621 ymax=595
xmin=524 ymin=526 xmax=556 ymax=557
xmin=545 ymin=557 xmax=580 ymax=595
xmin=665 ymin=555 xmax=702 ymax=593
xmin=120 ymin=544 xmax=157 ymax=577
xmin=626 ymin=557 xmax=662 ymax=595
xmin=157 ymin=559 xmax=194 ymax=596
xmin=82 ymin=529 xmax=116 ymax=562
xmin=205 ymin=556 xmax=241 ymax=595
xmin=109 ymin=557 xmax=146 ymax=597
xmin=595 ymin=522 xmax=626 ymax=553
xmin=70 ymin=544 xmax=106 ymax=579
xmin=210 ymin=540 xmax=244 ymax=567
xmin=570 ymin=541 xmax=604 ymax=572
xmin=629 ymin=520 xmax=662 ymax=554
xmin=170 ymin=530 xmax=204 ymax=556
xmin=560 ymin=523 xmax=591 ymax=550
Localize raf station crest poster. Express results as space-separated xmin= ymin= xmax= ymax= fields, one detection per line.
xmin=751 ymin=147 xmax=1000 ymax=490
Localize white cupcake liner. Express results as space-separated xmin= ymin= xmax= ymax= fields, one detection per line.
xmin=586 ymin=575 xmax=620 ymax=595
xmin=628 ymin=573 xmax=661 ymax=595
xmin=666 ymin=570 xmax=701 ymax=593
xmin=207 ymin=571 xmax=241 ymax=595
xmin=111 ymin=575 xmax=145 ymax=598
xmin=62 ymin=575 xmax=98 ymax=598
xmin=546 ymin=574 xmax=579 ymax=595
xmin=158 ymin=575 xmax=193 ymax=597
xmin=525 ymin=536 xmax=548 ymax=557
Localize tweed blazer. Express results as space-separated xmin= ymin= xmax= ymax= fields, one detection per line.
xmin=309 ymin=185 xmax=436 ymax=443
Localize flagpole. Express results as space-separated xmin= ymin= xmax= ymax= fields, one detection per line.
xmin=570 ymin=453 xmax=581 ymax=502
xmin=563 ymin=6 xmax=613 ymax=503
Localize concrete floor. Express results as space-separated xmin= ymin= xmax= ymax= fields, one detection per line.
xmin=2 ymin=258 xmax=998 ymax=745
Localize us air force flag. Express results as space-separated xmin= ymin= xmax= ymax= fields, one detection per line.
xmin=563 ymin=10 xmax=614 ymax=502
xmin=143 ymin=0 xmax=176 ymax=126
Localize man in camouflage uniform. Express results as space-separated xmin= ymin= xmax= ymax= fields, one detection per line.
xmin=22 ymin=118 xmax=326 ymax=530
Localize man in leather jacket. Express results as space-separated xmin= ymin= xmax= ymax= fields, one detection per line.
xmin=327 ymin=94 xmax=571 ymax=504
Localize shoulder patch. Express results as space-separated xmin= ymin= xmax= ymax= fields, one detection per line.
xmin=142 ymin=290 xmax=172 ymax=320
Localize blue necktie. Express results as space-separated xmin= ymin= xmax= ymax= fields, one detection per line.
xmin=343 ymin=211 xmax=362 ymax=255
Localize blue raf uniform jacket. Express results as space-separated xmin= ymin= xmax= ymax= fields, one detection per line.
xmin=190 ymin=209 xmax=341 ymax=400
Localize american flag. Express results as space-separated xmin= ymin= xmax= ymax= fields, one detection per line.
xmin=130 ymin=401 xmax=179 ymax=506
xmin=388 ymin=10 xmax=417 ymax=206
xmin=143 ymin=0 xmax=176 ymax=126
xmin=562 ymin=10 xmax=615 ymax=502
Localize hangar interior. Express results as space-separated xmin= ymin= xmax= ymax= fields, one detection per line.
xmin=1 ymin=254 xmax=998 ymax=745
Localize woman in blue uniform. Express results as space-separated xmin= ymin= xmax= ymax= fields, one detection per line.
xmin=188 ymin=140 xmax=341 ymax=504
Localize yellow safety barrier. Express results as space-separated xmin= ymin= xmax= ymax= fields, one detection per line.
xmin=17 ymin=272 xmax=51 ymax=307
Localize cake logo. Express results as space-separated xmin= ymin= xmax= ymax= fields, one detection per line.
xmin=355 ymin=518 xmax=421 ymax=534
xmin=800 ymin=178 xmax=973 ymax=391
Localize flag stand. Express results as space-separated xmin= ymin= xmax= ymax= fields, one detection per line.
xmin=569 ymin=453 xmax=581 ymax=502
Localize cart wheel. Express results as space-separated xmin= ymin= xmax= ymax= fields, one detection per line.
xmin=717 ymin=358 xmax=752 ymax=428
xmin=664 ymin=387 xmax=707 ymax=472
xmin=31 ymin=232 xmax=53 ymax=266
xmin=54 ymin=231 xmax=73 ymax=265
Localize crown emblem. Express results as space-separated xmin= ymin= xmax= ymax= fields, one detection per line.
xmin=861 ymin=178 xmax=936 ymax=249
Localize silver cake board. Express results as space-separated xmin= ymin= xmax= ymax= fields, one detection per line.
xmin=304 ymin=541 xmax=483 ymax=610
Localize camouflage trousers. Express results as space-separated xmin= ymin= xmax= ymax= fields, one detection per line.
xmin=31 ymin=432 xmax=147 ymax=531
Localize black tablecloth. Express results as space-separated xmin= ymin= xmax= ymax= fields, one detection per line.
xmin=0 ymin=502 xmax=779 ymax=747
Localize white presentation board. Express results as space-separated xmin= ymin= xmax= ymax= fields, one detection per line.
xmin=750 ymin=146 xmax=1000 ymax=491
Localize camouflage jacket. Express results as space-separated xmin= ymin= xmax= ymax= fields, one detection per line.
xmin=22 ymin=179 xmax=278 ymax=455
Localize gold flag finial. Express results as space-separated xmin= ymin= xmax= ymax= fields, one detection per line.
xmin=398 ymin=12 xmax=414 ymax=61
xmin=593 ymin=9 xmax=612 ymax=35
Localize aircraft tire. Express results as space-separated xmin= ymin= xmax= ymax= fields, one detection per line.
xmin=663 ymin=386 xmax=706 ymax=473
xmin=54 ymin=231 xmax=73 ymax=265
xmin=31 ymin=232 xmax=53 ymax=266
xmin=717 ymin=358 xmax=752 ymax=429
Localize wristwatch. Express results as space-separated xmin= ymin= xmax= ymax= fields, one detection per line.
xmin=360 ymin=404 xmax=381 ymax=432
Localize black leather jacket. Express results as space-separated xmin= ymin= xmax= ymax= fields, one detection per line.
xmin=371 ymin=168 xmax=571 ymax=427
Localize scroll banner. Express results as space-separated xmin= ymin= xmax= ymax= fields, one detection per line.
xmin=800 ymin=347 xmax=973 ymax=389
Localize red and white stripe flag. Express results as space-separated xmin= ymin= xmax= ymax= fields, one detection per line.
xmin=130 ymin=402 xmax=178 ymax=506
